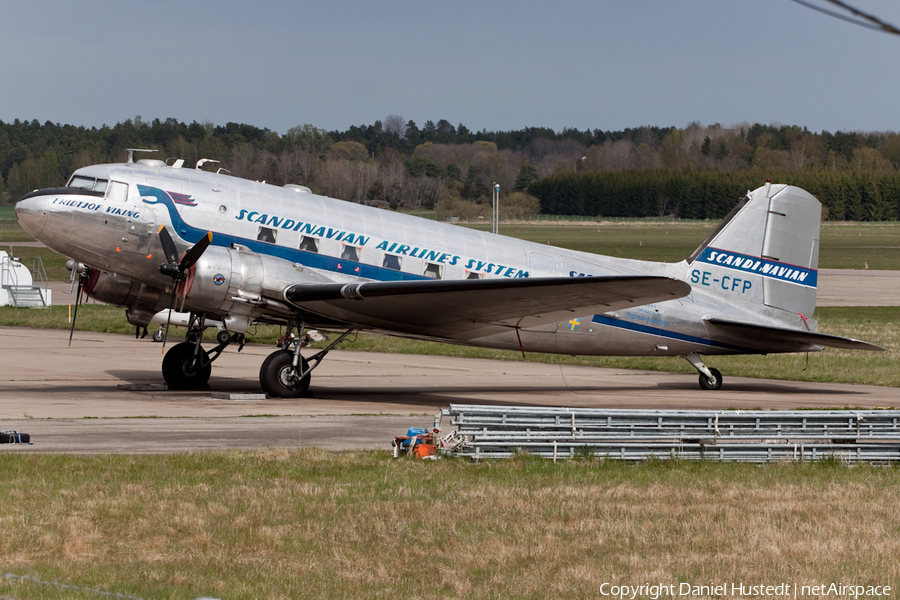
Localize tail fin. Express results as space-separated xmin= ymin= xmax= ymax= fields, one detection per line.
xmin=687 ymin=183 xmax=820 ymax=317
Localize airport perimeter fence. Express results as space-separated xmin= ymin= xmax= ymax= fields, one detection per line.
xmin=439 ymin=405 xmax=900 ymax=463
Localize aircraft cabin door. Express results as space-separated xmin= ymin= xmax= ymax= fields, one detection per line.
xmin=119 ymin=181 xmax=156 ymax=256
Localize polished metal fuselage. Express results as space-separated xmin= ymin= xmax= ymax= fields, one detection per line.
xmin=15 ymin=161 xmax=822 ymax=357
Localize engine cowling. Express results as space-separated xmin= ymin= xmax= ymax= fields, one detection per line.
xmin=87 ymin=272 xmax=171 ymax=327
xmin=85 ymin=245 xmax=331 ymax=333
xmin=179 ymin=245 xmax=331 ymax=332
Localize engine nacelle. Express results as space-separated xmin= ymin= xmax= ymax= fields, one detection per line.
xmin=85 ymin=246 xmax=328 ymax=332
xmin=88 ymin=272 xmax=171 ymax=327
xmin=180 ymin=245 xmax=329 ymax=332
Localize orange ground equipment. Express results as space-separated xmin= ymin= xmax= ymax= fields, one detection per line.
xmin=392 ymin=427 xmax=436 ymax=459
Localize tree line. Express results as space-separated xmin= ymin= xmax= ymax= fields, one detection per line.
xmin=531 ymin=169 xmax=900 ymax=221
xmin=2 ymin=117 xmax=900 ymax=221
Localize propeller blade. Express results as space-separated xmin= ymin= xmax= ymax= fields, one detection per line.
xmin=158 ymin=225 xmax=179 ymax=266
xmin=159 ymin=225 xmax=178 ymax=263
xmin=68 ymin=274 xmax=84 ymax=347
xmin=159 ymin=227 xmax=181 ymax=279
xmin=161 ymin=292 xmax=177 ymax=354
xmin=83 ymin=268 xmax=99 ymax=301
xmin=180 ymin=231 xmax=212 ymax=271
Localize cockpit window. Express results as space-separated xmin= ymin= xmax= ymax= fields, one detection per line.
xmin=106 ymin=181 xmax=128 ymax=202
xmin=68 ymin=175 xmax=109 ymax=192
xmin=68 ymin=176 xmax=95 ymax=189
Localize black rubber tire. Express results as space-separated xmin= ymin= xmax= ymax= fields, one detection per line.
xmin=216 ymin=330 xmax=231 ymax=345
xmin=699 ymin=367 xmax=723 ymax=391
xmin=162 ymin=342 xmax=211 ymax=390
xmin=259 ymin=350 xmax=310 ymax=398
xmin=152 ymin=328 xmax=164 ymax=343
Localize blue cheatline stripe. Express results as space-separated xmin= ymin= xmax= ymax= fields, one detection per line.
xmin=590 ymin=314 xmax=753 ymax=352
xmin=138 ymin=184 xmax=428 ymax=283
xmin=696 ymin=247 xmax=817 ymax=288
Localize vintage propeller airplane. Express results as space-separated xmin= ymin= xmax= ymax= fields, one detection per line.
xmin=14 ymin=149 xmax=880 ymax=396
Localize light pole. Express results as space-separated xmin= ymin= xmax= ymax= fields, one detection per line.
xmin=492 ymin=183 xmax=500 ymax=234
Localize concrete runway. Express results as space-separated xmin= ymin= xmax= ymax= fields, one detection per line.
xmin=816 ymin=269 xmax=899 ymax=306
xmin=1 ymin=327 xmax=896 ymax=454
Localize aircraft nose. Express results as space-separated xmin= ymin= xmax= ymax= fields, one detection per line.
xmin=15 ymin=195 xmax=48 ymax=238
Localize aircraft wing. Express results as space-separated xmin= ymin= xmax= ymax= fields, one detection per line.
xmin=705 ymin=318 xmax=884 ymax=352
xmin=284 ymin=276 xmax=690 ymax=340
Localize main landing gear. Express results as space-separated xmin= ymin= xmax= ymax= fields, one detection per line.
xmin=683 ymin=352 xmax=723 ymax=391
xmin=161 ymin=313 xmax=245 ymax=390
xmin=259 ymin=324 xmax=355 ymax=398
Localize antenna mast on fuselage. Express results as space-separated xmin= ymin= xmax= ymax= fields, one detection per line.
xmin=125 ymin=148 xmax=158 ymax=164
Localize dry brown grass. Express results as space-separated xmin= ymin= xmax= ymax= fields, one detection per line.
xmin=1 ymin=452 xmax=899 ymax=599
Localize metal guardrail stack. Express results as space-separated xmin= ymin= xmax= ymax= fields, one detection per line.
xmin=440 ymin=404 xmax=900 ymax=463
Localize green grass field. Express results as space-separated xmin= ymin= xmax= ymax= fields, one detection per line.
xmin=3 ymin=204 xmax=899 ymax=269
xmin=1 ymin=453 xmax=899 ymax=600
xmin=464 ymin=220 xmax=900 ymax=269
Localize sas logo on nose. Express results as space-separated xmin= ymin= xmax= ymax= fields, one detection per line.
xmin=169 ymin=192 xmax=197 ymax=206
xmin=137 ymin=185 xmax=198 ymax=207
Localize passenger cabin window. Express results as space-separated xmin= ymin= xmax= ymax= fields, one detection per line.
xmin=107 ymin=181 xmax=128 ymax=202
xmin=466 ymin=271 xmax=484 ymax=280
xmin=424 ymin=263 xmax=443 ymax=279
xmin=68 ymin=176 xmax=108 ymax=192
xmin=383 ymin=254 xmax=401 ymax=271
xmin=341 ymin=244 xmax=361 ymax=262
xmin=257 ymin=227 xmax=277 ymax=243
xmin=299 ymin=236 xmax=319 ymax=253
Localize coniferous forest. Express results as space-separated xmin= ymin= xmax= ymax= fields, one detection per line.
xmin=2 ymin=116 xmax=900 ymax=221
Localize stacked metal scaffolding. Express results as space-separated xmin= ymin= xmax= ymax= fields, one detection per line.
xmin=440 ymin=405 xmax=900 ymax=463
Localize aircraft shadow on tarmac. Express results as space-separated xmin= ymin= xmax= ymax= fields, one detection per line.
xmin=654 ymin=381 xmax=863 ymax=395
xmin=104 ymin=369 xmax=866 ymax=400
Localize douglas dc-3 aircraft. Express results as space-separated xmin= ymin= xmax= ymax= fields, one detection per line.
xmin=15 ymin=149 xmax=881 ymax=396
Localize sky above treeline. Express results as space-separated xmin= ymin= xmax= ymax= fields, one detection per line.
xmin=2 ymin=0 xmax=899 ymax=136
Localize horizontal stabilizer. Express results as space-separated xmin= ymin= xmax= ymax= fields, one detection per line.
xmin=705 ymin=318 xmax=883 ymax=352
xmin=285 ymin=276 xmax=691 ymax=340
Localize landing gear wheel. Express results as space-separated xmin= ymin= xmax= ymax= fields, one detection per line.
xmin=699 ymin=367 xmax=723 ymax=391
xmin=152 ymin=328 xmax=164 ymax=343
xmin=259 ymin=350 xmax=310 ymax=398
xmin=162 ymin=342 xmax=211 ymax=390
xmin=216 ymin=330 xmax=231 ymax=345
